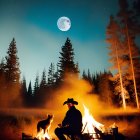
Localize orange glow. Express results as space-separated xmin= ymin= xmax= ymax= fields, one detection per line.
xmin=82 ymin=104 xmax=105 ymax=137
xmin=36 ymin=129 xmax=50 ymax=140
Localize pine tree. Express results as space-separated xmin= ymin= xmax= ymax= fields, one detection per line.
xmin=82 ymin=70 xmax=88 ymax=81
xmin=82 ymin=69 xmax=93 ymax=85
xmin=0 ymin=58 xmax=6 ymax=107
xmin=26 ymin=81 xmax=33 ymax=107
xmin=0 ymin=58 xmax=6 ymax=89
xmin=57 ymin=38 xmax=79 ymax=83
xmin=40 ymin=69 xmax=47 ymax=89
xmin=33 ymin=74 xmax=40 ymax=106
xmin=28 ymin=81 xmax=33 ymax=95
xmin=53 ymin=63 xmax=60 ymax=86
xmin=82 ymin=69 xmax=95 ymax=93
xmin=4 ymin=38 xmax=21 ymax=107
xmin=33 ymin=74 xmax=39 ymax=95
xmin=5 ymin=38 xmax=20 ymax=85
xmin=39 ymin=69 xmax=48 ymax=106
xmin=98 ymin=71 xmax=113 ymax=106
xmin=20 ymin=76 xmax=27 ymax=106
xmin=87 ymin=69 xmax=93 ymax=85
xmin=48 ymin=63 xmax=55 ymax=86
xmin=92 ymin=72 xmax=101 ymax=94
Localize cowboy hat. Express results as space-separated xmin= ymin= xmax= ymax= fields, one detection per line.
xmin=63 ymin=98 xmax=78 ymax=105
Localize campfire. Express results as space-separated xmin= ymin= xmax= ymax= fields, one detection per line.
xmin=82 ymin=105 xmax=105 ymax=139
xmin=36 ymin=130 xmax=50 ymax=140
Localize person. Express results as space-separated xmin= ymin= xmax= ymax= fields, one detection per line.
xmin=55 ymin=98 xmax=83 ymax=140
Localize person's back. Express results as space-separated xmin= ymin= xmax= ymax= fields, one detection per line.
xmin=62 ymin=105 xmax=82 ymax=133
xmin=55 ymin=98 xmax=83 ymax=140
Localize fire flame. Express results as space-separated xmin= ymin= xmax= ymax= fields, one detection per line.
xmin=36 ymin=130 xmax=50 ymax=140
xmin=82 ymin=104 xmax=105 ymax=135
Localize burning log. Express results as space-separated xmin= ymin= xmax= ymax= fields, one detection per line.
xmin=22 ymin=133 xmax=50 ymax=140
xmin=22 ymin=133 xmax=34 ymax=140
xmin=110 ymin=123 xmax=118 ymax=136
xmin=94 ymin=126 xmax=104 ymax=138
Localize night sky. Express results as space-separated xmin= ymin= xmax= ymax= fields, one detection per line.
xmin=0 ymin=0 xmax=119 ymax=84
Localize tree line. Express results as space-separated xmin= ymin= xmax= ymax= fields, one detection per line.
xmin=0 ymin=0 xmax=140 ymax=109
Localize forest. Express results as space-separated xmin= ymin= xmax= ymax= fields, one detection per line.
xmin=0 ymin=0 xmax=140 ymax=110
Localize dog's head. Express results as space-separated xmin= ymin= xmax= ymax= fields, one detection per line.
xmin=47 ymin=114 xmax=54 ymax=122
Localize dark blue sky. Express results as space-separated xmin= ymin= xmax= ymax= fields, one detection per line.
xmin=0 ymin=0 xmax=119 ymax=84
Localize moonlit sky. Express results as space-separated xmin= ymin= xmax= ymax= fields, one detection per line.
xmin=0 ymin=0 xmax=120 ymax=85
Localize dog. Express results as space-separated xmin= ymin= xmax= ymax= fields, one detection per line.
xmin=37 ymin=114 xmax=53 ymax=134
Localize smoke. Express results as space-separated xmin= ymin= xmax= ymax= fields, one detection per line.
xmin=45 ymin=74 xmax=108 ymax=118
xmin=0 ymin=84 xmax=23 ymax=108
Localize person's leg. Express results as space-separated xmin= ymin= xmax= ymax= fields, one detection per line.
xmin=70 ymin=131 xmax=82 ymax=140
xmin=55 ymin=127 xmax=75 ymax=140
xmin=55 ymin=127 xmax=67 ymax=140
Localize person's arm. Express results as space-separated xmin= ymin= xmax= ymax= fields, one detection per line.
xmin=62 ymin=111 xmax=70 ymax=127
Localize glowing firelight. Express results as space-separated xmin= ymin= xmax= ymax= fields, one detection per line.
xmin=36 ymin=129 xmax=50 ymax=140
xmin=82 ymin=104 xmax=105 ymax=136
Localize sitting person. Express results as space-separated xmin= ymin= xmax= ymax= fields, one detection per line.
xmin=55 ymin=98 xmax=83 ymax=140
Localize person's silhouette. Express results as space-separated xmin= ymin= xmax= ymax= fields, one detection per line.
xmin=55 ymin=98 xmax=83 ymax=140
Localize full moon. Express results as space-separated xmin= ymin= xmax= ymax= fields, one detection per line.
xmin=57 ymin=16 xmax=71 ymax=31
